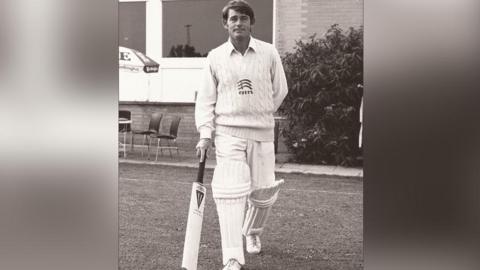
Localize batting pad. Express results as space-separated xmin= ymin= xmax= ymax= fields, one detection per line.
xmin=211 ymin=160 xmax=251 ymax=199
xmin=242 ymin=179 xmax=285 ymax=236
xmin=212 ymin=161 xmax=251 ymax=265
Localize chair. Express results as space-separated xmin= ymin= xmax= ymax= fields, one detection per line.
xmin=151 ymin=115 xmax=182 ymax=160
xmin=119 ymin=110 xmax=131 ymax=132
xmin=119 ymin=110 xmax=132 ymax=157
xmin=130 ymin=112 xmax=163 ymax=158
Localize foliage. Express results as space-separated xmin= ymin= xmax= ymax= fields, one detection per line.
xmin=168 ymin=44 xmax=206 ymax=57
xmin=279 ymin=24 xmax=363 ymax=166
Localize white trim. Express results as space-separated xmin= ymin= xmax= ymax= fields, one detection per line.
xmin=119 ymin=0 xmax=146 ymax=2
xmin=146 ymin=0 xmax=163 ymax=61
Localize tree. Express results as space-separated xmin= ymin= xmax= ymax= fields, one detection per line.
xmin=279 ymin=24 xmax=363 ymax=166
xmin=168 ymin=44 xmax=205 ymax=57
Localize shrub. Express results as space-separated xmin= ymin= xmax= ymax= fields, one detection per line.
xmin=279 ymin=24 xmax=363 ymax=166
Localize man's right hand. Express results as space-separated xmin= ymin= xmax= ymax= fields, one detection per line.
xmin=195 ymin=138 xmax=211 ymax=161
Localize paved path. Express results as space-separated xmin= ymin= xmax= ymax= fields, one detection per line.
xmin=119 ymin=148 xmax=363 ymax=179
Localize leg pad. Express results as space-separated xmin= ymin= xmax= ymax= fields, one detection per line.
xmin=212 ymin=161 xmax=251 ymax=265
xmin=242 ymin=179 xmax=284 ymax=236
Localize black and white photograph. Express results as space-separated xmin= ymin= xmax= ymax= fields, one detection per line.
xmin=118 ymin=0 xmax=363 ymax=269
xmin=118 ymin=0 xmax=363 ymax=270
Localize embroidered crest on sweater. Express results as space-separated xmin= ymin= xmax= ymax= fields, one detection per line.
xmin=237 ymin=79 xmax=253 ymax=95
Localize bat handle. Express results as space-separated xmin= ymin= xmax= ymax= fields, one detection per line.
xmin=196 ymin=149 xmax=207 ymax=184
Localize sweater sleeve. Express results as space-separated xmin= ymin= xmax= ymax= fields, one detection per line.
xmin=195 ymin=54 xmax=217 ymax=139
xmin=271 ymin=48 xmax=288 ymax=112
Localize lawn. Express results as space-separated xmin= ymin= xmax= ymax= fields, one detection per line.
xmin=120 ymin=163 xmax=363 ymax=270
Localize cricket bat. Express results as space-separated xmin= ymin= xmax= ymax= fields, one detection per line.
xmin=181 ymin=150 xmax=207 ymax=270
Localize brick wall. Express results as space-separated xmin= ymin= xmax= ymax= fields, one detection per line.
xmin=120 ymin=102 xmax=198 ymax=150
xmin=275 ymin=0 xmax=306 ymax=56
xmin=119 ymin=102 xmax=290 ymax=157
xmin=276 ymin=0 xmax=363 ymax=55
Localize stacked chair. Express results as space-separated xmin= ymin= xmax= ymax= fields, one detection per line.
xmin=130 ymin=112 xmax=163 ymax=159
xmin=150 ymin=115 xmax=182 ymax=160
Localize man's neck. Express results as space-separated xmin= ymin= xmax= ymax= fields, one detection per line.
xmin=231 ymin=36 xmax=251 ymax=55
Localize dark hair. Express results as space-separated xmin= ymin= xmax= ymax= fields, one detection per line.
xmin=222 ymin=0 xmax=255 ymax=24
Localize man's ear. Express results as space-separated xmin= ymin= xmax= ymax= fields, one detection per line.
xmin=222 ymin=19 xmax=228 ymax=30
xmin=250 ymin=18 xmax=255 ymax=25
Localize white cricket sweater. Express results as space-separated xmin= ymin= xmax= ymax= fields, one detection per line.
xmin=195 ymin=37 xmax=288 ymax=142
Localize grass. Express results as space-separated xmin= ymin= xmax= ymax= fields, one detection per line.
xmin=120 ymin=163 xmax=363 ymax=270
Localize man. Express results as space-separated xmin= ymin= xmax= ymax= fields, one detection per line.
xmin=195 ymin=1 xmax=288 ymax=269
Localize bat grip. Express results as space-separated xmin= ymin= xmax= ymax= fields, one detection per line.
xmin=196 ymin=149 xmax=207 ymax=184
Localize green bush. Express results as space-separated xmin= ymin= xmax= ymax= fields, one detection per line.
xmin=279 ymin=24 xmax=363 ymax=166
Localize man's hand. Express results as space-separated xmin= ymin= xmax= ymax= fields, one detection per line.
xmin=195 ymin=138 xmax=211 ymax=161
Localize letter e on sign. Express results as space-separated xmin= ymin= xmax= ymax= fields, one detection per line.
xmin=120 ymin=52 xmax=131 ymax=61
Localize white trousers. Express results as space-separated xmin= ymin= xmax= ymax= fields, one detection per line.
xmin=214 ymin=133 xmax=276 ymax=189
xmin=212 ymin=132 xmax=276 ymax=265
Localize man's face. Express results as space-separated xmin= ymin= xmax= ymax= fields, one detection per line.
xmin=223 ymin=9 xmax=252 ymax=40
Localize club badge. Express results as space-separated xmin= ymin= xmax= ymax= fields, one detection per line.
xmin=237 ymin=79 xmax=253 ymax=95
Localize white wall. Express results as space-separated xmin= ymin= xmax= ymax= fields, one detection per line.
xmin=150 ymin=57 xmax=206 ymax=102
xmin=119 ymin=57 xmax=206 ymax=102
xmin=119 ymin=70 xmax=149 ymax=101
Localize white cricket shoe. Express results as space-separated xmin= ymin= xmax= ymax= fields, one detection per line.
xmin=222 ymin=258 xmax=243 ymax=270
xmin=245 ymin=234 xmax=261 ymax=254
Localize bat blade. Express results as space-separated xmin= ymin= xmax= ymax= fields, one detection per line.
xmin=181 ymin=182 xmax=207 ymax=270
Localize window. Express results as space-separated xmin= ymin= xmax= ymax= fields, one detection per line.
xmin=119 ymin=1 xmax=146 ymax=53
xmin=162 ymin=0 xmax=273 ymax=57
